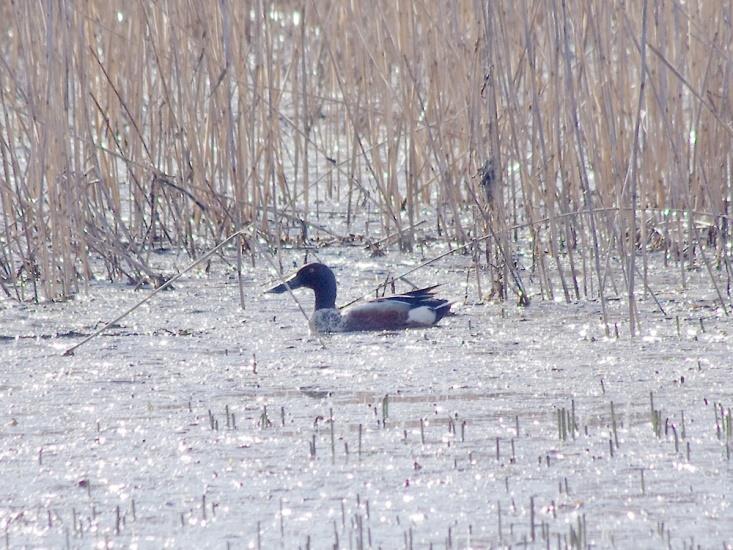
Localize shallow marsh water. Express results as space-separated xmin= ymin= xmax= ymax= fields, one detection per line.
xmin=1 ymin=247 xmax=732 ymax=548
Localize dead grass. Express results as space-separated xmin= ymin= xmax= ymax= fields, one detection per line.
xmin=0 ymin=1 xmax=730 ymax=328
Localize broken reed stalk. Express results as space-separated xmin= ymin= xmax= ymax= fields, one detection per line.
xmin=61 ymin=228 xmax=251 ymax=356
xmin=0 ymin=1 xmax=730 ymax=320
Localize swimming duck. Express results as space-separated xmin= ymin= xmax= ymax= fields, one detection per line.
xmin=265 ymin=263 xmax=452 ymax=333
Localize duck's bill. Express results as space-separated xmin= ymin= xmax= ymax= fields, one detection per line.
xmin=264 ymin=273 xmax=302 ymax=294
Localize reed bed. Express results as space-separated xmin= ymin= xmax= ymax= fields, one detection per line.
xmin=0 ymin=1 xmax=731 ymax=327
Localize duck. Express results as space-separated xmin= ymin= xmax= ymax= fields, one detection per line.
xmin=265 ymin=263 xmax=452 ymax=333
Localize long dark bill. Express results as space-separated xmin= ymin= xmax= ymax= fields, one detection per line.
xmin=264 ymin=272 xmax=302 ymax=294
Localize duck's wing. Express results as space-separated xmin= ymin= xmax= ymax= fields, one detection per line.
xmin=371 ymin=285 xmax=441 ymax=304
xmin=396 ymin=284 xmax=441 ymax=297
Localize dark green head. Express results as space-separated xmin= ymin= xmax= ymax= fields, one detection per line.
xmin=265 ymin=263 xmax=338 ymax=310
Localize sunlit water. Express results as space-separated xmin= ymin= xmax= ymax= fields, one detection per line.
xmin=1 ymin=247 xmax=732 ymax=548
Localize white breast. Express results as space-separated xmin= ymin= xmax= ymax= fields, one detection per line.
xmin=309 ymin=309 xmax=344 ymax=333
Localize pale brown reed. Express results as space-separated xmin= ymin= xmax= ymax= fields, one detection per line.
xmin=0 ymin=1 xmax=731 ymax=330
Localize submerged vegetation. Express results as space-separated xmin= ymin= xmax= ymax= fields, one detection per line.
xmin=1 ymin=1 xmax=731 ymax=325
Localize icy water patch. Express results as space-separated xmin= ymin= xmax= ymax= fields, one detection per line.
xmin=1 ymin=249 xmax=732 ymax=548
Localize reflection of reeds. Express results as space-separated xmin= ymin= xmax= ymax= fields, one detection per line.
xmin=1 ymin=2 xmax=731 ymax=324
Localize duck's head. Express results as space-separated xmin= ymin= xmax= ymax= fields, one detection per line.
xmin=265 ymin=262 xmax=337 ymax=310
